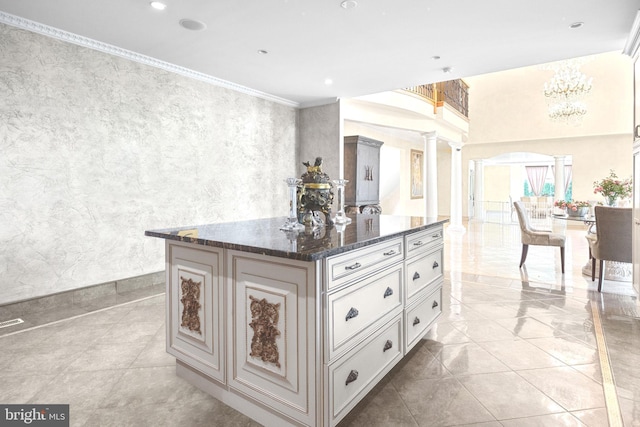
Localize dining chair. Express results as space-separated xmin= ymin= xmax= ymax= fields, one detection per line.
xmin=513 ymin=201 xmax=565 ymax=273
xmin=588 ymin=206 xmax=632 ymax=292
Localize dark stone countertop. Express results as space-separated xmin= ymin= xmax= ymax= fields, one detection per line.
xmin=145 ymin=215 xmax=448 ymax=261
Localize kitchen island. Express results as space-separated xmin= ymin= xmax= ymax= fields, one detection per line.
xmin=145 ymin=214 xmax=447 ymax=427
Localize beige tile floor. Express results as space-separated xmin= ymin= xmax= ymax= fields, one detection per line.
xmin=1 ymin=220 xmax=639 ymax=426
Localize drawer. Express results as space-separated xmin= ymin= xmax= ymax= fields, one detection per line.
xmin=405 ymin=286 xmax=442 ymax=353
xmin=405 ymin=247 xmax=443 ymax=304
xmin=325 ymin=237 xmax=403 ymax=290
xmin=327 ymin=264 xmax=403 ymax=361
xmin=329 ymin=315 xmax=403 ymax=425
xmin=405 ymin=226 xmax=443 ymax=259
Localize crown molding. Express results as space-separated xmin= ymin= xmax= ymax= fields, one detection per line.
xmin=623 ymin=10 xmax=640 ymax=59
xmin=0 ymin=11 xmax=300 ymax=108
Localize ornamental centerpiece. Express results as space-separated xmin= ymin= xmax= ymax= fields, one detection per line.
xmin=593 ymin=169 xmax=632 ymax=206
xmin=297 ymin=157 xmax=335 ymax=227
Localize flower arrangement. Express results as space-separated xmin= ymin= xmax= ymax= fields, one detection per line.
xmin=554 ymin=200 xmax=590 ymax=211
xmin=593 ymin=170 xmax=632 ymax=204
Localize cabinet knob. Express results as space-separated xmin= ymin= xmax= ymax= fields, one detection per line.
xmin=383 ymin=287 xmax=393 ymax=298
xmin=345 ymin=307 xmax=359 ymax=321
xmin=432 ymin=300 xmax=439 ymax=309
xmin=432 ymin=261 xmax=439 ymax=269
xmin=345 ymin=262 xmax=361 ymax=271
xmin=413 ymin=317 xmax=421 ymax=326
xmin=383 ymin=340 xmax=393 ymax=352
xmin=412 ymin=272 xmax=420 ymax=281
xmin=346 ymin=370 xmax=359 ymax=386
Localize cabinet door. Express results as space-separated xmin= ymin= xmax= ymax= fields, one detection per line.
xmin=227 ymin=251 xmax=317 ymax=425
xmin=167 ymin=242 xmax=224 ymax=384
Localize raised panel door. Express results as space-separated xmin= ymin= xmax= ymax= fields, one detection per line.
xmin=167 ymin=242 xmax=224 ymax=384
xmin=227 ymin=250 xmax=317 ymax=425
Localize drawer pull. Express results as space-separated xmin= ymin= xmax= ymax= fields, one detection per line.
xmin=383 ymin=340 xmax=393 ymax=352
xmin=413 ymin=317 xmax=420 ymax=326
xmin=345 ymin=262 xmax=361 ymax=271
xmin=432 ymin=300 xmax=439 ymax=309
xmin=413 ymin=241 xmax=424 ymax=247
xmin=345 ymin=307 xmax=359 ymax=321
xmin=383 ymin=287 xmax=393 ymax=298
xmin=345 ymin=369 xmax=359 ymax=386
xmin=432 ymin=234 xmax=440 ymax=238
xmin=383 ymin=250 xmax=396 ymax=256
xmin=432 ymin=261 xmax=439 ymax=269
xmin=412 ymin=272 xmax=420 ymax=281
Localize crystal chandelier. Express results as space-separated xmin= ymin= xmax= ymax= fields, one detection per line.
xmin=547 ymin=101 xmax=587 ymax=123
xmin=542 ymin=59 xmax=592 ymax=124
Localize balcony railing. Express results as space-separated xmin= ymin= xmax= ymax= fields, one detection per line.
xmin=404 ymin=79 xmax=469 ymax=118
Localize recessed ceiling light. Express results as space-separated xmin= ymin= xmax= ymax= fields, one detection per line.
xmin=340 ymin=1 xmax=358 ymax=10
xmin=179 ymin=19 xmax=207 ymax=31
xmin=431 ymin=55 xmax=441 ymax=60
xmin=324 ymin=78 xmax=333 ymax=86
xmin=570 ymin=21 xmax=584 ymax=29
xmin=257 ymin=50 xmax=268 ymax=55
xmin=442 ymin=67 xmax=453 ymax=74
xmin=150 ymin=1 xmax=167 ymax=11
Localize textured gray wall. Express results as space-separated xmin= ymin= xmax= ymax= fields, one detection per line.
xmin=0 ymin=24 xmax=298 ymax=304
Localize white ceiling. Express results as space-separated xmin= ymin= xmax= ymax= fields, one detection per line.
xmin=0 ymin=0 xmax=638 ymax=107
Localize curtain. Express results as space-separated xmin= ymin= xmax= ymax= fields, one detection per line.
xmin=525 ymin=165 xmax=548 ymax=196
xmin=564 ymin=165 xmax=572 ymax=194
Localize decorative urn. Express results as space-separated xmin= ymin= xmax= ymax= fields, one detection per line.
xmin=297 ymin=157 xmax=334 ymax=227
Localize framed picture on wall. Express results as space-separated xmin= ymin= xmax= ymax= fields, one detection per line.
xmin=410 ymin=149 xmax=424 ymax=199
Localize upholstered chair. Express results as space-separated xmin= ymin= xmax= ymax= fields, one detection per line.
xmin=513 ymin=201 xmax=565 ymax=273
xmin=589 ymin=206 xmax=632 ymax=292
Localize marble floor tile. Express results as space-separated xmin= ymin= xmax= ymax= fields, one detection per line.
xmin=436 ymin=342 xmax=510 ymax=376
xmin=63 ymin=341 xmax=149 ymax=372
xmin=28 ymin=369 xmax=127 ymax=411
xmin=338 ymin=379 xmax=419 ymax=427
xmin=449 ymin=319 xmax=516 ymax=342
xmin=499 ymin=412 xmax=585 ymax=426
xmin=99 ymin=365 xmax=211 ymax=409
xmin=494 ymin=317 xmax=558 ymax=339
xmin=478 ymin=339 xmax=565 ymax=371
xmin=570 ymin=408 xmax=609 ymax=427
xmin=394 ymin=376 xmax=496 ymax=426
xmin=526 ymin=336 xmax=599 ymax=366
xmin=421 ymin=322 xmax=472 ymax=346
xmin=517 ymin=366 xmax=606 ymax=411
xmin=457 ymin=371 xmax=564 ymax=419
xmin=390 ymin=342 xmax=451 ymax=384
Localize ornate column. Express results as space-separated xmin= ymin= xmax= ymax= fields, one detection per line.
xmin=423 ymin=131 xmax=438 ymax=219
xmin=448 ymin=141 xmax=465 ymax=232
xmin=473 ymin=159 xmax=485 ymax=221
xmin=554 ymin=156 xmax=566 ymax=202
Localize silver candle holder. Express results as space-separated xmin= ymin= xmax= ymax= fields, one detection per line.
xmin=332 ymin=179 xmax=351 ymax=224
xmin=280 ymin=178 xmax=304 ymax=231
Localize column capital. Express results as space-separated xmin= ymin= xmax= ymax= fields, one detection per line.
xmin=553 ymin=155 xmax=566 ymax=161
xmin=448 ymin=141 xmax=464 ymax=151
xmin=421 ymin=131 xmax=438 ymax=141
